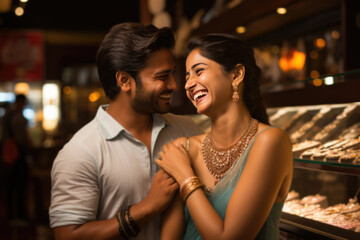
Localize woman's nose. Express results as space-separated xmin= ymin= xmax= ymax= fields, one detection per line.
xmin=184 ymin=76 xmax=196 ymax=91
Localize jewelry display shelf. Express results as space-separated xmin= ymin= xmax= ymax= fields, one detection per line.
xmin=280 ymin=212 xmax=360 ymax=240
xmin=280 ymin=157 xmax=360 ymax=239
xmin=294 ymin=158 xmax=360 ymax=176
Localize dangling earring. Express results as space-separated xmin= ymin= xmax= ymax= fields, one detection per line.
xmin=232 ymin=84 xmax=239 ymax=102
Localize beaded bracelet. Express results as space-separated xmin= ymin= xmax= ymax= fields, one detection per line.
xmin=180 ymin=176 xmax=204 ymax=202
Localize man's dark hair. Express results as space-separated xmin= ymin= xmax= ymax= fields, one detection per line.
xmin=96 ymin=22 xmax=175 ymax=100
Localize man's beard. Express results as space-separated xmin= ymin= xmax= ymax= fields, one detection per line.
xmin=131 ymin=84 xmax=172 ymax=114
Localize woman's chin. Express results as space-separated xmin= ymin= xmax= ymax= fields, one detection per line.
xmin=196 ymin=106 xmax=210 ymax=115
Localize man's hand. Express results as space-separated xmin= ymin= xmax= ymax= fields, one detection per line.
xmin=144 ymin=169 xmax=179 ymax=214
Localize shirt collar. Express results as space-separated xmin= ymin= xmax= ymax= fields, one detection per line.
xmin=97 ymin=105 xmax=125 ymax=140
xmin=96 ymin=105 xmax=171 ymax=140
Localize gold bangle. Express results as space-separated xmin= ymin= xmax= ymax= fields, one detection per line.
xmin=180 ymin=176 xmax=197 ymax=190
xmin=180 ymin=176 xmax=203 ymax=202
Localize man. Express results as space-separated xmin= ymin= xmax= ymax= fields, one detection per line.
xmin=3 ymin=94 xmax=31 ymax=222
xmin=49 ymin=23 xmax=202 ymax=239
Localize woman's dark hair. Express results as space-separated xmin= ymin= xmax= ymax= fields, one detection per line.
xmin=186 ymin=34 xmax=269 ymax=124
xmin=96 ymin=22 xmax=175 ymax=100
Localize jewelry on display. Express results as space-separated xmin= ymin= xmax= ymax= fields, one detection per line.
xmin=180 ymin=176 xmax=204 ymax=202
xmin=232 ymin=84 xmax=240 ymax=102
xmin=201 ymin=118 xmax=258 ymax=184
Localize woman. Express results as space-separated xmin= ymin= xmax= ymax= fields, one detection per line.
xmin=155 ymin=34 xmax=293 ymax=240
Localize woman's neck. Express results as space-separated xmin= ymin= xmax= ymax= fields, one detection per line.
xmin=209 ymin=106 xmax=252 ymax=148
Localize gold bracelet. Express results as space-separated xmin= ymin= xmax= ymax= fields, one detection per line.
xmin=180 ymin=176 xmax=198 ymax=190
xmin=180 ymin=176 xmax=203 ymax=202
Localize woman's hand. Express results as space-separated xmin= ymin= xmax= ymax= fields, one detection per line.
xmin=155 ymin=142 xmax=195 ymax=184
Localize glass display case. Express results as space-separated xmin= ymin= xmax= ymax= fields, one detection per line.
xmin=265 ymin=70 xmax=360 ymax=239
xmin=268 ymin=102 xmax=360 ymax=239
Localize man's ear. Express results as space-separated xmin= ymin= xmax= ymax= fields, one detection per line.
xmin=232 ymin=64 xmax=245 ymax=88
xmin=115 ymin=71 xmax=131 ymax=91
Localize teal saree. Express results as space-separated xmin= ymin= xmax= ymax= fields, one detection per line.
xmin=184 ymin=127 xmax=284 ymax=240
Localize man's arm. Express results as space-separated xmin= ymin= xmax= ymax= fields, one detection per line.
xmin=53 ymin=169 xmax=178 ymax=240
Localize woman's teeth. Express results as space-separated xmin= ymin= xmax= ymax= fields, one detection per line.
xmin=194 ymin=91 xmax=207 ymax=101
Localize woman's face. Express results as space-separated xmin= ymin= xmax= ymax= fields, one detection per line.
xmin=185 ymin=48 xmax=233 ymax=115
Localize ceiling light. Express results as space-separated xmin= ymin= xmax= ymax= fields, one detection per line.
xmin=277 ymin=7 xmax=287 ymax=15
xmin=15 ymin=7 xmax=24 ymax=16
xmin=236 ymin=26 xmax=246 ymax=34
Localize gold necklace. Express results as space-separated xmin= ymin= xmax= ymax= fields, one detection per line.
xmin=201 ymin=118 xmax=258 ymax=184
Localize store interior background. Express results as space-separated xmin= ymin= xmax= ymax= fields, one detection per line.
xmin=0 ymin=0 xmax=359 ymax=239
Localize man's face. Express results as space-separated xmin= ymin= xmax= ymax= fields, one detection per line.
xmin=131 ymin=48 xmax=178 ymax=114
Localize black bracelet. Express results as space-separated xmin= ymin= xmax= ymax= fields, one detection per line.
xmin=126 ymin=205 xmax=141 ymax=233
xmin=126 ymin=205 xmax=141 ymax=235
xmin=115 ymin=212 xmax=130 ymax=240
xmin=120 ymin=209 xmax=134 ymax=238
xmin=124 ymin=207 xmax=138 ymax=237
xmin=126 ymin=205 xmax=141 ymax=234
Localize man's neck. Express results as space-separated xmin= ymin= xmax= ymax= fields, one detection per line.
xmin=106 ymin=101 xmax=154 ymax=152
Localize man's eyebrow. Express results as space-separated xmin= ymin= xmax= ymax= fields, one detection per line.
xmin=153 ymin=69 xmax=172 ymax=76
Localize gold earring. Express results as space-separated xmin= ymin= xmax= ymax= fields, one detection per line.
xmin=232 ymin=84 xmax=239 ymax=102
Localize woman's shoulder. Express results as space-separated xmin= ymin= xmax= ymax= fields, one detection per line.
xmin=256 ymin=123 xmax=290 ymax=143
xmin=252 ymin=123 xmax=293 ymax=162
xmin=251 ymin=123 xmax=292 ymax=159
xmin=173 ymin=134 xmax=206 ymax=145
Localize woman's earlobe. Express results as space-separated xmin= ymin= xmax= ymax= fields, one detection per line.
xmin=233 ymin=64 xmax=245 ymax=81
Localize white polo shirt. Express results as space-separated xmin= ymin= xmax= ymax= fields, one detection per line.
xmin=49 ymin=105 xmax=202 ymax=239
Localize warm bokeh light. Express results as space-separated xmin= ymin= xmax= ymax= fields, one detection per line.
xmin=14 ymin=82 xmax=30 ymax=94
xmin=332 ymin=30 xmax=340 ymax=39
xmin=20 ymin=0 xmax=28 ymax=2
xmin=315 ymin=38 xmax=326 ymax=49
xmin=236 ymin=26 xmax=246 ymax=34
xmin=309 ymin=50 xmax=319 ymax=59
xmin=0 ymin=0 xmax=12 ymax=13
xmin=313 ymin=78 xmax=323 ymax=87
xmin=276 ymin=7 xmax=287 ymax=14
xmin=63 ymin=86 xmax=72 ymax=95
xmin=279 ymin=49 xmax=306 ymax=72
xmin=88 ymin=91 xmax=101 ymax=102
xmin=42 ymin=83 xmax=60 ymax=131
xmin=310 ymin=70 xmax=320 ymax=78
xmin=14 ymin=7 xmax=24 ymax=16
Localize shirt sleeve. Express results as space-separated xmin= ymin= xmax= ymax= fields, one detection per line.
xmin=49 ymin=140 xmax=100 ymax=228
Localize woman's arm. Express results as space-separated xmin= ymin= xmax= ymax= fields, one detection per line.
xmin=160 ymin=194 xmax=185 ymax=240
xmin=156 ymin=127 xmax=293 ymax=240
xmin=159 ymin=137 xmax=189 ymax=240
